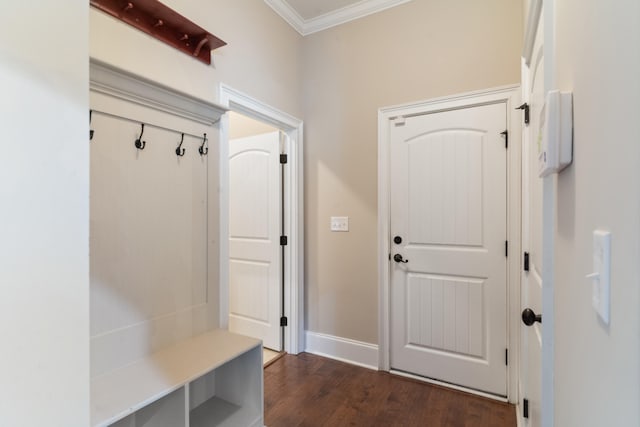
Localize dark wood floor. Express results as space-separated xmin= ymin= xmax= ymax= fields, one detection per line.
xmin=264 ymin=353 xmax=516 ymax=427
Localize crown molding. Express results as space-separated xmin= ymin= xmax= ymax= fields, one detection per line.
xmin=265 ymin=0 xmax=413 ymax=36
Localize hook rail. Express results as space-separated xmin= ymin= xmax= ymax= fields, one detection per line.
xmin=90 ymin=109 xmax=219 ymax=143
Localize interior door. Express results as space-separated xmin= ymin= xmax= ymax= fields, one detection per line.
xmin=520 ymin=7 xmax=544 ymax=425
xmin=390 ymin=102 xmax=508 ymax=396
xmin=229 ymin=131 xmax=282 ymax=351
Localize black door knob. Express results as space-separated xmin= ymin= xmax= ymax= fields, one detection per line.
xmin=521 ymin=308 xmax=542 ymax=326
xmin=394 ymin=236 xmax=402 ymax=244
xmin=393 ymin=254 xmax=409 ymax=263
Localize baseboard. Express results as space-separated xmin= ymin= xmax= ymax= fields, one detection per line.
xmin=304 ymin=331 xmax=378 ymax=370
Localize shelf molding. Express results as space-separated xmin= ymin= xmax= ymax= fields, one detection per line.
xmin=90 ymin=0 xmax=226 ymax=65
xmin=90 ymin=58 xmax=227 ymax=125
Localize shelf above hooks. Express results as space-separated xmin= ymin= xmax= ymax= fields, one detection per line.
xmin=90 ymin=0 xmax=227 ymax=65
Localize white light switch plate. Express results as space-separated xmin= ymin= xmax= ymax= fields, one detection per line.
xmin=330 ymin=216 xmax=349 ymax=232
xmin=590 ymin=230 xmax=611 ymax=324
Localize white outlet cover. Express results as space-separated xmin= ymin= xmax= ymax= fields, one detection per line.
xmin=330 ymin=216 xmax=349 ymax=232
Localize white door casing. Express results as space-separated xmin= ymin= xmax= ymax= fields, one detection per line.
xmin=219 ymin=84 xmax=305 ymax=355
xmin=228 ymin=131 xmax=282 ymax=351
xmin=520 ymin=1 xmax=544 ymax=424
xmin=389 ymin=102 xmax=508 ymax=396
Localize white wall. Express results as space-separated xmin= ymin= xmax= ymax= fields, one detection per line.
xmin=88 ymin=0 xmax=302 ymax=374
xmin=0 ymin=2 xmax=90 ymax=426
xmin=552 ymin=0 xmax=640 ymax=425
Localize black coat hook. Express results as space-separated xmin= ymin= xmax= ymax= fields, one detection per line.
xmin=199 ymin=133 xmax=208 ymax=156
xmin=175 ymin=133 xmax=186 ymax=157
xmin=89 ymin=110 xmax=94 ymax=141
xmin=135 ymin=124 xmax=146 ymax=150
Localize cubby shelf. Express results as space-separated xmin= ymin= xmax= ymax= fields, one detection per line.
xmin=91 ymin=329 xmax=262 ymax=427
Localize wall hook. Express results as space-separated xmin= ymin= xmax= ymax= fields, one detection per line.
xmin=89 ymin=110 xmax=94 ymax=141
xmin=135 ymin=123 xmax=146 ymax=150
xmin=199 ymin=133 xmax=208 ymax=156
xmin=175 ymin=133 xmax=186 ymax=157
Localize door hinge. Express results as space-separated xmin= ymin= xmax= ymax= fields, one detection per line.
xmin=523 ymin=398 xmax=529 ymax=418
xmin=516 ymin=103 xmax=530 ymax=125
xmin=280 ymin=154 xmax=288 ymax=164
xmin=505 ymin=348 xmax=509 ymax=366
xmin=392 ymin=116 xmax=406 ymax=127
xmin=500 ymin=130 xmax=508 ymax=148
xmin=505 ymin=241 xmax=509 ymax=257
xmin=524 ymin=252 xmax=530 ymax=271
xmin=280 ymin=236 xmax=288 ymax=246
xmin=280 ymin=316 xmax=288 ymax=327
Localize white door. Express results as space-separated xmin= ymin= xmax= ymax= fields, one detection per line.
xmin=520 ymin=6 xmax=544 ymax=425
xmin=228 ymin=131 xmax=282 ymax=351
xmin=390 ymin=102 xmax=508 ymax=396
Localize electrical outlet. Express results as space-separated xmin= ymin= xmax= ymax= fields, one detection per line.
xmin=330 ymin=216 xmax=349 ymax=232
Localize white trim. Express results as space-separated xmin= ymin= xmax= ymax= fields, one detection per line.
xmin=90 ymin=59 xmax=226 ymax=125
xmin=218 ymin=84 xmax=305 ymax=355
xmin=264 ymin=0 xmax=413 ymax=36
xmin=522 ymin=0 xmax=542 ymax=65
xmin=542 ymin=2 xmax=556 ymax=425
xmin=516 ymin=402 xmax=524 ymax=427
xmin=378 ymin=85 xmax=521 ymax=403
xmin=390 ymin=370 xmax=509 ymax=403
xmin=305 ymin=331 xmax=378 ymax=370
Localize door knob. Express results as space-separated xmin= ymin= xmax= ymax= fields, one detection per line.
xmin=521 ymin=308 xmax=542 ymax=326
xmin=393 ymin=254 xmax=409 ymax=263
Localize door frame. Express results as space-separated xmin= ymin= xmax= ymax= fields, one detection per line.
xmin=218 ymin=84 xmax=305 ymax=354
xmin=520 ymin=0 xmax=557 ymax=424
xmin=378 ymin=85 xmax=522 ymax=402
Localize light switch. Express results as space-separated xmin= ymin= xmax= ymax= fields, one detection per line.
xmin=330 ymin=216 xmax=349 ymax=232
xmin=587 ymin=230 xmax=611 ymax=324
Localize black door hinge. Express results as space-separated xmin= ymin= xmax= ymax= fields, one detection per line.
xmin=505 ymin=348 xmax=509 ymax=366
xmin=523 ymin=398 xmax=529 ymax=418
xmin=505 ymin=241 xmax=509 ymax=257
xmin=280 ymin=236 xmax=288 ymax=246
xmin=280 ymin=154 xmax=288 ymax=164
xmin=500 ymin=130 xmax=508 ymax=148
xmin=524 ymin=252 xmax=530 ymax=272
xmin=280 ymin=316 xmax=288 ymax=327
xmin=516 ymin=103 xmax=530 ymax=125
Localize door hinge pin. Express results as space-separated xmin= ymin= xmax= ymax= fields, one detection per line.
xmin=280 ymin=154 xmax=288 ymax=164
xmin=505 ymin=348 xmax=509 ymax=366
xmin=505 ymin=241 xmax=508 ymax=257
xmin=524 ymin=252 xmax=530 ymax=271
xmin=523 ymin=398 xmax=529 ymax=418
xmin=516 ymin=103 xmax=530 ymax=125
xmin=280 ymin=316 xmax=288 ymax=327
xmin=500 ymin=130 xmax=508 ymax=148
xmin=280 ymin=236 xmax=288 ymax=246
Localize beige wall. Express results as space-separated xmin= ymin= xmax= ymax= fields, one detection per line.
xmin=90 ymin=0 xmax=303 ymax=117
xmin=552 ymin=0 xmax=640 ymax=424
xmin=0 ymin=1 xmax=90 ymax=425
xmin=302 ymin=0 xmax=523 ymax=343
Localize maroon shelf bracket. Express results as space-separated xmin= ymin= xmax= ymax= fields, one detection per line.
xmin=90 ymin=0 xmax=227 ymax=65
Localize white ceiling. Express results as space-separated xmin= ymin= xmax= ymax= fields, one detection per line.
xmin=264 ymin=0 xmax=413 ymax=36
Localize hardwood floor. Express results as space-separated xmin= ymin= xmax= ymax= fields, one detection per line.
xmin=264 ymin=353 xmax=516 ymax=427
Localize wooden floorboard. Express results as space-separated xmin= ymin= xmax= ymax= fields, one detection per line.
xmin=264 ymin=353 xmax=516 ymax=427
